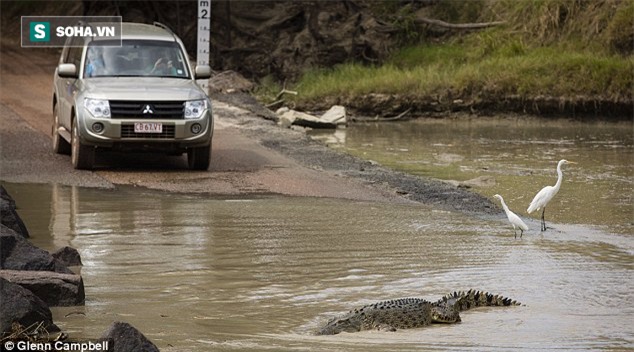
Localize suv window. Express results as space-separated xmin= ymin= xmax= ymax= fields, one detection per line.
xmin=65 ymin=37 xmax=84 ymax=67
xmin=84 ymin=40 xmax=190 ymax=78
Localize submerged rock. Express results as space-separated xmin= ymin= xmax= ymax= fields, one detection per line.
xmin=444 ymin=176 xmax=497 ymax=189
xmin=101 ymin=322 xmax=160 ymax=352
xmin=461 ymin=176 xmax=497 ymax=188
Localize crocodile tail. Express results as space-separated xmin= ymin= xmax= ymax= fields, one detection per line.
xmin=439 ymin=289 xmax=521 ymax=312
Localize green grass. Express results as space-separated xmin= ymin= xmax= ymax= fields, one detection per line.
xmin=286 ymin=0 xmax=633 ymax=110
xmin=292 ymin=42 xmax=632 ymax=104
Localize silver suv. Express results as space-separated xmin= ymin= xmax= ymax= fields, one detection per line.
xmin=52 ymin=22 xmax=213 ymax=170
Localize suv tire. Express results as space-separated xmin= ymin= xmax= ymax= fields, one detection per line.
xmin=187 ymin=145 xmax=211 ymax=170
xmin=52 ymin=103 xmax=71 ymax=155
xmin=71 ymin=118 xmax=95 ymax=170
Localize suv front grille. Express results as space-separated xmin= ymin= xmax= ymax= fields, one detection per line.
xmin=121 ymin=124 xmax=176 ymax=139
xmin=110 ymin=100 xmax=184 ymax=119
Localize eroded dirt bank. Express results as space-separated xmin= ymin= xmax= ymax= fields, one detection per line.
xmin=297 ymin=92 xmax=634 ymax=120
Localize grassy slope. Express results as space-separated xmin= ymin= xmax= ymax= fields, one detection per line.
xmin=286 ymin=0 xmax=633 ymax=117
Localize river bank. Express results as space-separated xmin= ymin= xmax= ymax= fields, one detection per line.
xmin=292 ymin=92 xmax=633 ymax=120
xmin=258 ymin=1 xmax=633 ymax=120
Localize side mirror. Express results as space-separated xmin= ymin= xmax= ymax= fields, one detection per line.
xmin=194 ymin=65 xmax=211 ymax=79
xmin=57 ymin=63 xmax=78 ymax=78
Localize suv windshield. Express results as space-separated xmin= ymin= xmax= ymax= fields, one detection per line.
xmin=84 ymin=40 xmax=190 ymax=79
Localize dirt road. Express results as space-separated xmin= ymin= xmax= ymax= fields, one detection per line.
xmin=0 ymin=42 xmax=401 ymax=202
xmin=0 ymin=40 xmax=496 ymax=213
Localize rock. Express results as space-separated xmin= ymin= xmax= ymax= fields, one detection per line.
xmin=51 ymin=246 xmax=83 ymax=267
xmin=460 ymin=176 xmax=497 ymax=188
xmin=275 ymin=107 xmax=290 ymax=114
xmin=277 ymin=108 xmax=295 ymax=128
xmin=320 ymin=105 xmax=347 ymax=125
xmin=0 ymin=186 xmax=29 ymax=238
xmin=0 ymin=270 xmax=85 ymax=307
xmin=0 ymin=204 xmax=29 ymax=238
xmin=444 ymin=176 xmax=497 ymax=189
xmin=278 ymin=109 xmax=337 ymax=129
xmin=0 ymin=277 xmax=60 ymax=336
xmin=0 ymin=224 xmax=73 ymax=274
xmin=208 ymin=70 xmax=255 ymax=93
xmin=434 ymin=153 xmax=464 ymax=164
xmin=0 ymin=185 xmax=16 ymax=206
xmin=101 ymin=322 xmax=160 ymax=352
xmin=443 ymin=180 xmax=461 ymax=188
xmin=309 ymin=129 xmax=347 ymax=146
xmin=210 ymin=91 xmax=279 ymax=121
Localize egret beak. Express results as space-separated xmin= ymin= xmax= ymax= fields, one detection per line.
xmin=567 ymin=161 xmax=577 ymax=164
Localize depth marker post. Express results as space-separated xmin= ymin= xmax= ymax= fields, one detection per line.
xmin=197 ymin=0 xmax=211 ymax=90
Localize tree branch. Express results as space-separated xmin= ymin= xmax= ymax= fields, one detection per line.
xmin=414 ymin=16 xmax=506 ymax=30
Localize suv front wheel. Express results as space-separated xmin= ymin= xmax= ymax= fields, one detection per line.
xmin=71 ymin=118 xmax=95 ymax=170
xmin=187 ymin=145 xmax=211 ymax=170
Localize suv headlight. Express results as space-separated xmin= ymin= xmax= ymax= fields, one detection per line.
xmin=84 ymin=98 xmax=111 ymax=118
xmin=184 ymin=99 xmax=207 ymax=119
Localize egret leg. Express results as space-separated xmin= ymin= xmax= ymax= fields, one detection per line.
xmin=520 ymin=229 xmax=523 ymax=238
xmin=541 ymin=208 xmax=546 ymax=231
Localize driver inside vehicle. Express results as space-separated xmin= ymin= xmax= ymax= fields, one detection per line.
xmin=149 ymin=56 xmax=177 ymax=76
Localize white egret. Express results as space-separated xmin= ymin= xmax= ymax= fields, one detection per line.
xmin=527 ymin=159 xmax=576 ymax=231
xmin=493 ymin=194 xmax=529 ymax=238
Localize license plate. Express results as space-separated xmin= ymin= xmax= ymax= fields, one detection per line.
xmin=134 ymin=122 xmax=162 ymax=133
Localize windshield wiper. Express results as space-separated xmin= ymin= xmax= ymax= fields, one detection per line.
xmin=152 ymin=75 xmax=189 ymax=79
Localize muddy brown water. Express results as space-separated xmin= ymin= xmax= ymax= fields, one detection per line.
xmin=312 ymin=118 xmax=633 ymax=235
xmin=3 ymin=119 xmax=633 ymax=351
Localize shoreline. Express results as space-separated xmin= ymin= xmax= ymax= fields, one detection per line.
xmin=295 ymin=93 xmax=634 ymax=121
xmin=210 ymin=93 xmax=500 ymax=215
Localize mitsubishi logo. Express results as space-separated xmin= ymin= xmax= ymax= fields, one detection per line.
xmin=142 ymin=104 xmax=154 ymax=114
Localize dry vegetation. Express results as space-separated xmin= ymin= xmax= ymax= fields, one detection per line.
xmin=279 ymin=0 xmax=633 ymax=117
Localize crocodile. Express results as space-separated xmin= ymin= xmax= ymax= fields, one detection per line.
xmin=316 ymin=289 xmax=520 ymax=335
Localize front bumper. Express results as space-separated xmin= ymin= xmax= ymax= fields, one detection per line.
xmin=78 ymin=109 xmax=213 ymax=151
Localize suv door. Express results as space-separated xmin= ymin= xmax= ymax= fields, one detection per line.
xmin=57 ymin=37 xmax=84 ymax=130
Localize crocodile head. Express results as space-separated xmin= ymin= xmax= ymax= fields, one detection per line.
xmin=431 ymin=304 xmax=461 ymax=323
xmin=316 ymin=315 xmax=361 ymax=335
xmin=431 ymin=296 xmax=463 ymax=323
